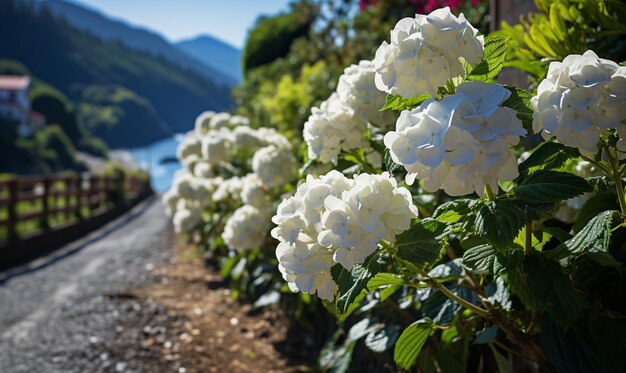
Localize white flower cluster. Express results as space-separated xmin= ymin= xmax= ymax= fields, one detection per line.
xmin=195 ymin=111 xmax=250 ymax=135
xmin=272 ymin=171 xmax=418 ymax=300
xmin=252 ymin=145 xmax=299 ymax=188
xmin=373 ymin=7 xmax=484 ymax=98
xmin=532 ymin=50 xmax=626 ymax=153
xmin=384 ymin=81 xmax=526 ymax=196
xmin=303 ymin=60 xmax=398 ymax=165
xmin=165 ymin=111 xmax=299 ymax=251
xmin=222 ymin=205 xmax=271 ymax=251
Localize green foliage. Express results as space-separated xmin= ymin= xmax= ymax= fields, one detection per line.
xmin=475 ymin=200 xmax=526 ymax=251
xmin=331 ymin=253 xmax=384 ymax=317
xmin=466 ymin=34 xmax=509 ymax=81
xmin=500 ymin=0 xmax=626 ymax=80
xmin=243 ymin=2 xmax=316 ymax=72
xmin=394 ymin=319 xmax=433 ymax=370
xmin=395 ymin=219 xmax=447 ymax=266
xmin=380 ymin=93 xmax=431 ymax=112
xmin=512 ymin=170 xmax=592 ymax=203
xmin=519 ymin=141 xmax=581 ymax=174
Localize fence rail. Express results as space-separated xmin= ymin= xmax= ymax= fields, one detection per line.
xmin=0 ymin=173 xmax=151 ymax=247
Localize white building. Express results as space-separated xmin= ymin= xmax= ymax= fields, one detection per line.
xmin=0 ymin=75 xmax=44 ymax=138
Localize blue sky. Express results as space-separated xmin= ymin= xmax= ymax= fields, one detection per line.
xmin=68 ymin=0 xmax=293 ymax=48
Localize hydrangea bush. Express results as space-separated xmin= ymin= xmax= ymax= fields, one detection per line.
xmin=165 ymin=6 xmax=626 ymax=372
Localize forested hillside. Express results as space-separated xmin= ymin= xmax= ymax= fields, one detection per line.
xmin=0 ymin=0 xmax=233 ymax=148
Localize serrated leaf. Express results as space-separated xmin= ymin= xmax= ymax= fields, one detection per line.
xmin=396 ymin=219 xmax=447 ymax=266
xmin=467 ymin=35 xmax=509 ymax=81
xmin=332 ymin=253 xmax=384 ymax=315
xmin=394 ymin=319 xmax=433 ymax=370
xmin=381 ymin=93 xmax=431 ymax=112
xmin=525 ymin=254 xmax=584 ymax=329
xmin=463 ymin=244 xmax=509 ymax=275
xmin=503 ymin=86 xmax=535 ymax=131
xmin=432 ymin=198 xmax=477 ymax=223
xmin=383 ymin=148 xmax=404 ymax=175
xmin=548 ymin=210 xmax=619 ymax=266
xmin=485 ymin=277 xmax=513 ymax=311
xmin=365 ymin=324 xmax=401 ymax=353
xmin=572 ymin=192 xmax=618 ymax=233
xmin=518 ymin=141 xmax=580 ymax=173
xmin=368 ymin=272 xmax=410 ymax=290
xmin=475 ymin=200 xmax=525 ymax=250
xmin=513 ymin=170 xmax=592 ymax=203
xmin=428 ymin=259 xmax=464 ymax=282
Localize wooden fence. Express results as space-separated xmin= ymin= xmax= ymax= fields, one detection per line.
xmin=0 ymin=173 xmax=152 ymax=267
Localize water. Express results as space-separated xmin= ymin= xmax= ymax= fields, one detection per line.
xmin=128 ymin=135 xmax=183 ymax=193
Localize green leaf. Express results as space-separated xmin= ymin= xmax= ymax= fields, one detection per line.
xmin=488 ymin=344 xmax=512 ymax=373
xmin=368 ymin=272 xmax=410 ymax=289
xmin=513 ymin=170 xmax=592 ymax=203
xmin=463 ymin=244 xmax=508 ymax=275
xmin=466 ymin=35 xmax=510 ymax=81
xmin=332 ymin=253 xmax=384 ymax=315
xmin=548 ymin=210 xmax=619 ymax=266
xmin=572 ymin=192 xmax=618 ymax=233
xmin=365 ymin=324 xmax=401 ymax=353
xmin=541 ymin=317 xmax=607 ymax=373
xmin=518 ymin=141 xmax=580 ymax=173
xmin=502 ymin=86 xmax=535 ymax=131
xmin=475 ymin=200 xmax=525 ymax=250
xmin=380 ymin=93 xmax=431 ymax=112
xmin=432 ymin=198 xmax=477 ymax=223
xmin=383 ymin=148 xmax=404 ymax=175
xmin=428 ymin=259 xmax=464 ymax=282
xmin=394 ymin=319 xmax=433 ymax=370
xmin=396 ymin=218 xmax=447 ymax=266
xmin=424 ymin=286 xmax=475 ymax=325
xmin=525 ymin=254 xmax=584 ymax=329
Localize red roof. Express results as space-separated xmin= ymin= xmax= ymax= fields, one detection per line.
xmin=0 ymin=75 xmax=30 ymax=91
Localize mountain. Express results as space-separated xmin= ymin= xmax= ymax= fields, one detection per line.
xmin=176 ymin=35 xmax=243 ymax=83
xmin=34 ymin=0 xmax=237 ymax=87
xmin=0 ymin=0 xmax=233 ymax=148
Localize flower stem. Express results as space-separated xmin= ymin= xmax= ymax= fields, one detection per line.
xmin=484 ymin=184 xmax=497 ymax=201
xmin=605 ymin=148 xmax=626 ymax=216
xmin=397 ymin=257 xmax=489 ymax=317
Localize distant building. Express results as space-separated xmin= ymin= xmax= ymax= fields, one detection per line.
xmin=0 ymin=75 xmax=45 ymax=137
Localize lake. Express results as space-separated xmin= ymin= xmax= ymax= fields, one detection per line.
xmin=128 ymin=135 xmax=183 ymax=193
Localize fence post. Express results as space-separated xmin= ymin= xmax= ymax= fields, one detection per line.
xmin=7 ymin=179 xmax=18 ymax=245
xmin=76 ymin=176 xmax=83 ymax=220
xmin=40 ymin=177 xmax=50 ymax=231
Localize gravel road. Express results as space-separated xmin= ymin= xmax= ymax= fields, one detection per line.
xmin=0 ymin=196 xmax=175 ymax=373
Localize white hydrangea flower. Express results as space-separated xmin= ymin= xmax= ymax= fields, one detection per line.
xmin=232 ymin=126 xmax=266 ymax=150
xmin=532 ymin=50 xmax=626 ymax=153
xmin=384 ymin=81 xmax=526 ymax=196
xmin=222 ymin=205 xmax=270 ymax=251
xmin=229 ymin=115 xmax=251 ymax=127
xmin=161 ymin=189 xmax=179 ymax=217
xmin=176 ymin=132 xmax=202 ymax=165
xmin=255 ymin=127 xmax=292 ymax=149
xmin=213 ymin=176 xmax=244 ymax=203
xmin=240 ymin=174 xmax=272 ymax=209
xmin=373 ymin=7 xmax=484 ymax=98
xmin=272 ymin=171 xmax=417 ymax=300
xmin=195 ymin=111 xmax=215 ymax=135
xmin=337 ymin=60 xmax=398 ymax=129
xmin=209 ymin=112 xmax=232 ymax=130
xmin=192 ymin=161 xmax=213 ymax=179
xmin=173 ymin=207 xmax=201 ymax=234
xmin=303 ymin=93 xmax=369 ymax=164
xmin=201 ymin=129 xmax=233 ymax=165
xmin=252 ymin=145 xmax=298 ymax=188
